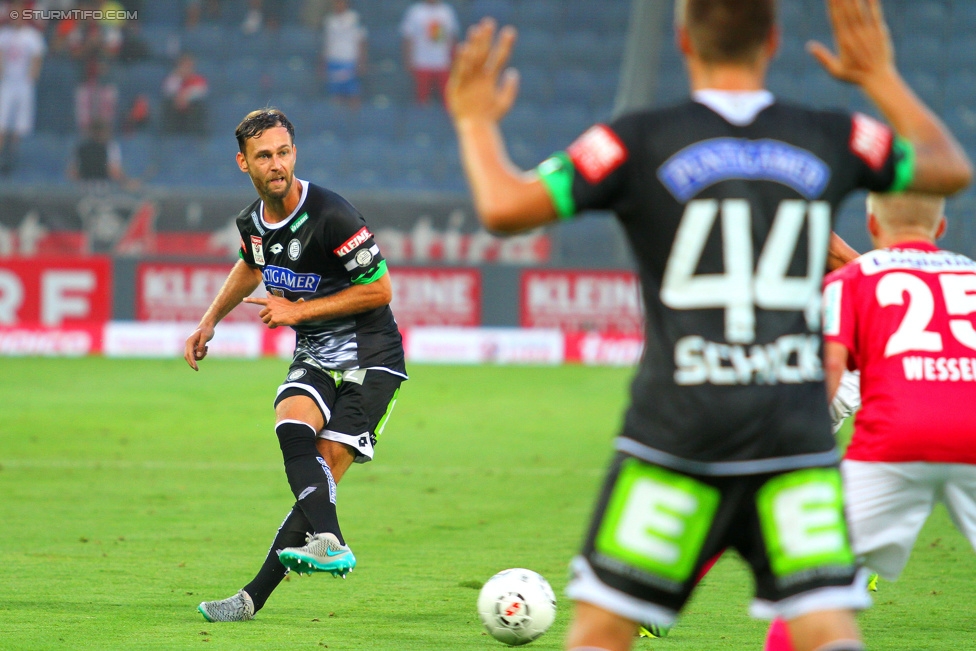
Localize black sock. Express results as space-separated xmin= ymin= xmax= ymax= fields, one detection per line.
xmin=243 ymin=504 xmax=309 ymax=612
xmin=274 ymin=421 xmax=344 ymax=543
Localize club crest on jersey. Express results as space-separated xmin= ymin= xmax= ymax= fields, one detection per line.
xmin=250 ymin=235 xmax=265 ymax=265
xmin=355 ymin=249 xmax=373 ymax=267
xmin=288 ymin=238 xmax=302 ymax=260
xmin=849 ymin=113 xmax=893 ymax=171
xmin=334 ymin=227 xmax=373 ymax=257
xmin=567 ymin=124 xmax=628 ymax=184
xmin=269 ymin=243 xmax=284 ymax=255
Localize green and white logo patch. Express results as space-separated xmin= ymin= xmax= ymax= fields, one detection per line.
xmin=756 ymin=468 xmax=854 ymax=579
xmin=595 ymin=460 xmax=719 ymax=583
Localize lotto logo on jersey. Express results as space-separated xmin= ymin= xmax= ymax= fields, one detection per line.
xmin=334 ymin=227 xmax=373 ymax=257
xmin=567 ymin=125 xmax=628 ymax=184
xmin=849 ymin=113 xmax=893 ymax=171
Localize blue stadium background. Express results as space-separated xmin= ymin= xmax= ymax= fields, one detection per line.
xmin=17 ymin=0 xmax=976 ymax=255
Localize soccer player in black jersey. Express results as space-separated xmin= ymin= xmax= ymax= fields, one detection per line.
xmin=185 ymin=109 xmax=406 ymax=622
xmin=447 ymin=1 xmax=971 ymax=650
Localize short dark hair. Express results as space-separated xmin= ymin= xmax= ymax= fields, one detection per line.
xmin=678 ymin=0 xmax=776 ymax=64
xmin=235 ymin=108 xmax=295 ymax=155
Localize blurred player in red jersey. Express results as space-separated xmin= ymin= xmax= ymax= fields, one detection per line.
xmin=823 ymin=192 xmax=976 ymax=581
xmin=766 ymin=192 xmax=976 ymax=651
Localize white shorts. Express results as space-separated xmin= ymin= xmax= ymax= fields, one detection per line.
xmin=0 ymin=82 xmax=36 ymax=136
xmin=841 ymin=460 xmax=976 ymax=580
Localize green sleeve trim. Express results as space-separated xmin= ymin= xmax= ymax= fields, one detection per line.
xmin=536 ymin=152 xmax=577 ymax=220
xmin=889 ymin=137 xmax=916 ymax=193
xmin=352 ymin=259 xmax=388 ymax=285
xmin=238 ymin=249 xmax=245 ymax=260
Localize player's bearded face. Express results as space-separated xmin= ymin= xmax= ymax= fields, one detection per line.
xmin=242 ymin=128 xmax=296 ymax=201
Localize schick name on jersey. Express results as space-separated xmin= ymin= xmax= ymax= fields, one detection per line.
xmin=263 ymin=265 xmax=321 ymax=293
xmin=658 ymin=138 xmax=830 ymax=202
xmin=674 ymin=333 xmax=823 ymax=386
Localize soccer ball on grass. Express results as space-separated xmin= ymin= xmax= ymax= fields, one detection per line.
xmin=477 ymin=568 xmax=556 ymax=646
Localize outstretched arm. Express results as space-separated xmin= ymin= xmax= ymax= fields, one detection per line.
xmin=809 ymin=0 xmax=972 ymax=194
xmin=827 ymin=231 xmax=860 ymax=271
xmin=447 ymin=19 xmax=557 ymax=232
xmin=823 ymin=340 xmax=850 ymax=402
xmin=243 ymin=272 xmax=393 ymax=329
xmin=183 ymin=260 xmax=263 ymax=370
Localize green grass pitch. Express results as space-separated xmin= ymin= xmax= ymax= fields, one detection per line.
xmin=1 ymin=358 xmax=973 ymax=650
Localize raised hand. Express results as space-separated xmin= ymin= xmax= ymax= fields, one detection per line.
xmin=447 ymin=18 xmax=520 ymax=123
xmin=808 ymin=0 xmax=895 ymax=87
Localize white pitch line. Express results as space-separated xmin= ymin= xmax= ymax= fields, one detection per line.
xmin=0 ymin=459 xmax=600 ymax=475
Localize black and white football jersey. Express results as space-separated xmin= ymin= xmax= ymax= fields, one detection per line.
xmin=237 ymin=180 xmax=405 ymax=375
xmin=538 ymin=92 xmax=914 ymax=474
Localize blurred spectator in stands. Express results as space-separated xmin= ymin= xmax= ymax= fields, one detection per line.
xmin=118 ymin=20 xmax=150 ymax=63
xmin=96 ymin=0 xmax=126 ymax=59
xmin=400 ymin=0 xmax=458 ymax=105
xmin=122 ymin=93 xmax=150 ymax=133
xmin=322 ymin=0 xmax=367 ymax=109
xmin=0 ymin=2 xmax=46 ymax=175
xmin=53 ymin=0 xmax=119 ymax=65
xmin=67 ymin=118 xmax=138 ymax=188
xmin=185 ymin=0 xmax=223 ymax=30
xmin=75 ymin=58 xmax=118 ymax=132
xmin=303 ymin=0 xmax=330 ymax=30
xmin=161 ymin=53 xmax=208 ymax=135
xmin=241 ymin=0 xmax=263 ymax=34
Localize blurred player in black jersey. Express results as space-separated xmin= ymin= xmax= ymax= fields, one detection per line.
xmin=185 ymin=108 xmax=407 ymax=622
xmin=447 ymin=0 xmax=971 ymax=649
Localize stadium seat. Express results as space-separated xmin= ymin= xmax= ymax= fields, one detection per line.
xmin=368 ymin=25 xmax=403 ymax=65
xmin=118 ymin=134 xmax=155 ymax=178
xmin=303 ymin=100 xmax=356 ymax=139
xmin=901 ymin=1 xmax=948 ymax=39
xmin=351 ymin=105 xmax=401 ymax=141
xmin=950 ymin=2 xmax=976 ymax=35
xmin=276 ymin=26 xmax=322 ymax=59
xmin=896 ymin=35 xmax=943 ymax=75
xmin=502 ymin=103 xmax=546 ymax=141
xmin=943 ymin=71 xmax=976 ymax=113
xmin=140 ymin=25 xmax=181 ymax=61
xmin=652 ymin=69 xmax=689 ymax=108
xmin=510 ymin=29 xmax=557 ymax=69
xmin=557 ymin=31 xmax=604 ymax=69
xmin=561 ymin=0 xmax=623 ymax=35
xmin=372 ymin=0 xmax=415 ymax=27
xmin=903 ymin=71 xmax=943 ymax=113
xmin=181 ymin=24 xmax=229 ymax=60
xmin=467 ymin=0 xmax=515 ymax=26
xmin=553 ymin=68 xmax=598 ymax=109
xmin=514 ymin=64 xmax=554 ymax=107
xmin=515 ymin=0 xmax=563 ymax=32
xmin=401 ymin=106 xmax=454 ymax=145
xmin=139 ymin=0 xmax=183 ymax=27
